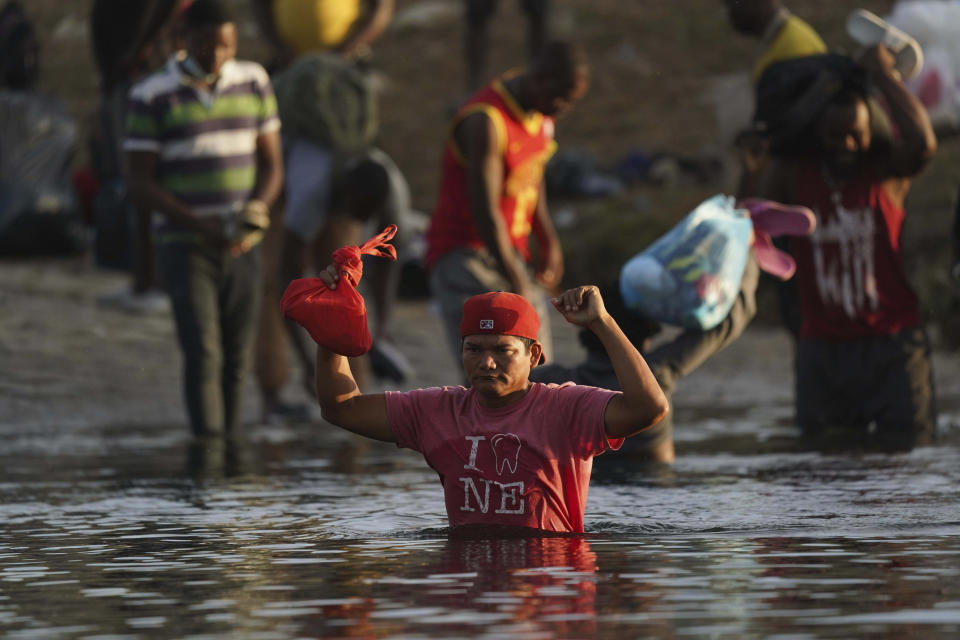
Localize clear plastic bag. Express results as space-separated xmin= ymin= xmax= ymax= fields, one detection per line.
xmin=619 ymin=195 xmax=752 ymax=330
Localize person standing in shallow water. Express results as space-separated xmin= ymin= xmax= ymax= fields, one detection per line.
xmin=759 ymin=45 xmax=938 ymax=450
xmin=125 ymin=0 xmax=284 ymax=437
xmin=312 ymin=265 xmax=669 ymax=534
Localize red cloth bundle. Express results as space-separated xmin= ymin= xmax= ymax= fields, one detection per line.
xmin=280 ymin=225 xmax=397 ymax=356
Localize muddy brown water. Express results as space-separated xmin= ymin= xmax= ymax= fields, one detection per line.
xmin=2 ymin=258 xmax=960 ymax=639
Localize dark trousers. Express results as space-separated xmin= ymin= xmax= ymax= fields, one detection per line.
xmin=159 ymin=239 xmax=263 ymax=437
xmin=796 ymin=326 xmax=937 ymax=451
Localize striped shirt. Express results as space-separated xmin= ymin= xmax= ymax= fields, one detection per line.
xmin=125 ymin=54 xmax=281 ymax=220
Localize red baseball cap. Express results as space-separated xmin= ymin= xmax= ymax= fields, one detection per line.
xmin=460 ymin=291 xmax=543 ymax=362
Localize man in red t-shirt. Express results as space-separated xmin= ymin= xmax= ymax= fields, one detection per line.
xmin=761 ymin=45 xmax=938 ymax=450
xmin=312 ymin=268 xmax=669 ymax=534
xmin=426 ymin=41 xmax=589 ymax=367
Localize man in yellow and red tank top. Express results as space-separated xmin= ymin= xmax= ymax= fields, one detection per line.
xmin=426 ymin=41 xmax=589 ymax=366
xmin=761 ymin=45 xmax=938 ymax=451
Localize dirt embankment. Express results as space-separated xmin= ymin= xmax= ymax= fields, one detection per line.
xmin=30 ymin=0 xmax=960 ymax=327
xmin=7 ymin=0 xmax=960 ymax=432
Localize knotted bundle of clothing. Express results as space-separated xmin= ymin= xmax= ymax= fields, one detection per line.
xmin=281 ymin=225 xmax=397 ymax=356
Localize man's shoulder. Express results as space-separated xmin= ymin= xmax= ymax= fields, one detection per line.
xmin=525 ymin=382 xmax=617 ymax=426
xmin=456 ymin=81 xmax=510 ymax=123
xmin=777 ymin=14 xmax=827 ymax=51
xmin=530 ymin=380 xmax=578 ymax=393
xmin=222 ymin=59 xmax=272 ymax=88
xmin=388 ymin=385 xmax=470 ymax=405
xmin=530 ymin=380 xmax=612 ymax=400
xmin=129 ymin=63 xmax=179 ymax=102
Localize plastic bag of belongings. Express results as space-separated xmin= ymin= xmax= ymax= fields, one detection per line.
xmin=0 ymin=90 xmax=85 ymax=256
xmin=0 ymin=1 xmax=84 ymax=256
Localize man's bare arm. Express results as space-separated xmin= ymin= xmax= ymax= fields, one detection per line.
xmin=862 ymin=45 xmax=936 ymax=181
xmin=531 ymin=181 xmax=563 ymax=291
xmin=337 ymin=0 xmax=394 ymax=58
xmin=459 ymin=112 xmax=531 ymax=296
xmin=126 ymin=150 xmax=226 ymax=247
xmin=315 ymin=346 xmax=394 ymax=442
xmin=552 ymin=286 xmax=669 ymax=439
xmin=313 ymin=265 xmax=394 ymax=442
xmin=252 ymin=129 xmax=284 ymax=212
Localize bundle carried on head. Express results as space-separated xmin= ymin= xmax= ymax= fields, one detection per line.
xmin=753 ymin=53 xmax=872 ymax=157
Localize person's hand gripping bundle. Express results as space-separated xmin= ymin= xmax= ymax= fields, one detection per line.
xmin=280 ymin=225 xmax=398 ymax=356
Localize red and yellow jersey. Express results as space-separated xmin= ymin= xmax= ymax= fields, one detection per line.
xmin=425 ymin=76 xmax=557 ymax=269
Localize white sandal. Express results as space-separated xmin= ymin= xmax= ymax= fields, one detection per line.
xmin=846 ymin=8 xmax=924 ymax=80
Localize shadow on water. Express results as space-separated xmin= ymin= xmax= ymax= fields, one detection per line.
xmin=2 ymin=413 xmax=960 ymax=638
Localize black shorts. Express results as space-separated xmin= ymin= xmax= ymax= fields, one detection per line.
xmin=795 ymin=326 xmax=937 ymax=450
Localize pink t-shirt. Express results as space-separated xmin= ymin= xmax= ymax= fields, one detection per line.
xmin=385 ymin=382 xmax=622 ymax=533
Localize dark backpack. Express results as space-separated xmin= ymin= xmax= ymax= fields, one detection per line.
xmin=753 ymin=54 xmax=870 ymax=157
xmin=0 ymin=0 xmax=39 ymax=90
xmin=274 ymin=53 xmax=379 ymax=157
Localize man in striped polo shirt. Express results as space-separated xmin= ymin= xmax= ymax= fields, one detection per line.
xmin=125 ymin=0 xmax=284 ymax=438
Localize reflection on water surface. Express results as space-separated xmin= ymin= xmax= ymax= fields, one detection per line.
xmin=2 ymin=417 xmax=960 ymax=638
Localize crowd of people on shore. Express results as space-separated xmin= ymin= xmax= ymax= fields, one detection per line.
xmin=4 ymin=0 xmax=959 ymax=534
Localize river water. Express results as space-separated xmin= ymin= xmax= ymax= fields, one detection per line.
xmin=3 ymin=406 xmax=960 ymax=639
xmin=3 ymin=282 xmax=960 ymax=639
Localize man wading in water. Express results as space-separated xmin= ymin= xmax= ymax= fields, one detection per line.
xmin=312 ymin=268 xmax=669 ymax=534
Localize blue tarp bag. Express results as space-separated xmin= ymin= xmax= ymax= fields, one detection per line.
xmin=619 ymin=194 xmax=752 ymax=330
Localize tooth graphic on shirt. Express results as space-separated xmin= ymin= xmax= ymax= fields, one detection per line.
xmin=490 ymin=433 xmax=521 ymax=476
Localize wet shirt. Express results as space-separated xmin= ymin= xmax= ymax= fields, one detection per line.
xmin=425 ymin=75 xmax=558 ymax=269
xmin=790 ymin=163 xmax=921 ymax=339
xmin=385 ymin=382 xmax=621 ymax=533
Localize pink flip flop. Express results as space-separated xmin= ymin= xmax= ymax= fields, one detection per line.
xmin=738 ymin=198 xmax=816 ymax=237
xmin=751 ymin=230 xmax=797 ymax=281
xmin=738 ymin=198 xmax=815 ymax=280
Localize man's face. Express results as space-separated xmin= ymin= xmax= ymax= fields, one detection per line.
xmin=462 ymin=334 xmax=540 ymax=406
xmin=185 ymin=22 xmax=237 ymax=76
xmin=818 ymin=99 xmax=872 ymax=178
xmin=531 ymin=69 xmax=589 ymax=118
